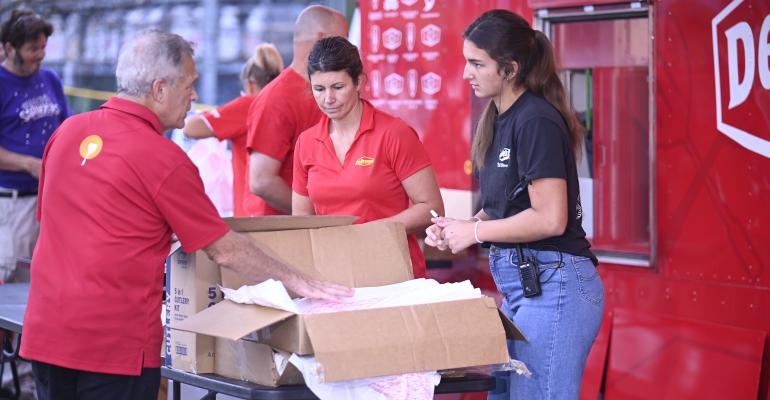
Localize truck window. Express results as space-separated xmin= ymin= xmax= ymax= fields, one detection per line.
xmin=539 ymin=6 xmax=652 ymax=266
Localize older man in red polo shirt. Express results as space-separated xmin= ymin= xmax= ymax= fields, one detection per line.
xmin=20 ymin=30 xmax=351 ymax=400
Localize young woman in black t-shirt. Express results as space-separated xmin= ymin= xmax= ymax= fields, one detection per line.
xmin=425 ymin=9 xmax=604 ymax=400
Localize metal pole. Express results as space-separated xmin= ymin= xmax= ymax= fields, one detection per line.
xmin=201 ymin=0 xmax=219 ymax=104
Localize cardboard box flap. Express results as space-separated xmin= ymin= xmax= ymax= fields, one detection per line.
xmin=172 ymin=300 xmax=295 ymax=341
xmin=498 ymin=309 xmax=527 ymax=341
xmin=221 ymin=221 xmax=414 ymax=289
xmin=303 ymin=297 xmax=510 ymax=382
xmin=481 ymin=296 xmax=527 ymax=341
xmin=308 ymin=222 xmax=413 ymax=287
xmin=224 ymin=215 xmax=356 ymax=233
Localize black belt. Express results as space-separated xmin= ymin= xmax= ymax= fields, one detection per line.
xmin=0 ymin=190 xmax=38 ymax=198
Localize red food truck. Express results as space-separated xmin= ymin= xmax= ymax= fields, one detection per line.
xmin=358 ymin=0 xmax=770 ymax=398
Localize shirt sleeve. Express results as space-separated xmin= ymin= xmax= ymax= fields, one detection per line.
xmin=246 ymin=95 xmax=295 ymax=161
xmin=203 ymin=96 xmax=253 ymax=141
xmin=292 ymin=133 xmax=310 ymax=196
xmin=153 ymin=161 xmax=230 ymax=253
xmin=515 ymin=117 xmax=568 ymax=182
xmin=385 ymin=119 xmax=432 ymax=181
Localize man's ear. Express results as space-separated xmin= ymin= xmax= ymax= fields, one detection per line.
xmin=150 ymin=79 xmax=166 ymax=102
xmin=2 ymin=43 xmax=13 ymax=58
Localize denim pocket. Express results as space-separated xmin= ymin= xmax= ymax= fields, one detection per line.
xmin=571 ymin=256 xmax=603 ymax=305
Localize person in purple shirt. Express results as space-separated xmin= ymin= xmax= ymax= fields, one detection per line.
xmin=0 ymin=9 xmax=69 ymax=283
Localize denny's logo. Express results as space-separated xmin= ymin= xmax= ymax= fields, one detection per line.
xmin=355 ymin=156 xmax=375 ymax=167
xmin=711 ymin=0 xmax=770 ymax=158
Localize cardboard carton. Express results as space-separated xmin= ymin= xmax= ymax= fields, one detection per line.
xmin=176 ymin=295 xmax=523 ymax=382
xmin=166 ymin=216 xmax=415 ymax=383
xmin=214 ymin=338 xmax=304 ymax=386
xmin=164 ymin=246 xmax=221 ymax=373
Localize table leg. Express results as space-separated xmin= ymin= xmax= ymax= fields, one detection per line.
xmin=173 ymin=379 xmax=181 ymax=400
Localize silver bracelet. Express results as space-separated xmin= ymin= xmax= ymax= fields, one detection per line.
xmin=473 ymin=220 xmax=483 ymax=243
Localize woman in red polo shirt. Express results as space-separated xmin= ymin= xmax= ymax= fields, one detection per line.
xmin=183 ymin=43 xmax=283 ymax=216
xmin=292 ymin=36 xmax=443 ymax=278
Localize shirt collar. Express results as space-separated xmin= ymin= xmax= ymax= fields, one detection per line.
xmin=315 ymin=99 xmax=376 ymax=142
xmin=100 ymin=97 xmax=164 ymax=135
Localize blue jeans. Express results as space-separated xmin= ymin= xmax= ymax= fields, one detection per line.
xmin=487 ymin=246 xmax=604 ymax=400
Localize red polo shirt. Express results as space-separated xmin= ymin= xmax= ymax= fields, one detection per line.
xmin=200 ymin=95 xmax=255 ymax=216
xmin=245 ymin=68 xmax=322 ymax=215
xmin=21 ymin=97 xmax=229 ymax=375
xmin=293 ymin=100 xmax=431 ymax=277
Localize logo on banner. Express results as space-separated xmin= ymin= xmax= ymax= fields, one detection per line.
xmin=384 ymin=0 xmax=399 ymax=11
xmin=406 ymin=23 xmax=416 ymax=51
xmin=370 ymin=25 xmax=380 ymax=52
xmin=382 ymin=28 xmax=402 ymax=50
xmin=408 ymin=69 xmax=418 ymax=97
xmin=384 ymin=73 xmax=404 ymax=96
xmin=421 ymin=24 xmax=441 ymax=47
xmin=711 ymin=0 xmax=770 ymax=158
xmin=420 ymin=72 xmax=441 ymax=95
xmin=371 ymin=70 xmax=382 ymax=97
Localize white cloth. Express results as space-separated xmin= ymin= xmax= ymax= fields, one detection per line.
xmin=0 ymin=195 xmax=38 ymax=282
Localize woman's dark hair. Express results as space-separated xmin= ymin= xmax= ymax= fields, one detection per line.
xmin=307 ymin=36 xmax=364 ymax=85
xmin=0 ymin=9 xmax=53 ymax=51
xmin=464 ymin=9 xmax=584 ymax=167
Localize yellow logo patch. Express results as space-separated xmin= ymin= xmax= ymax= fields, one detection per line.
xmin=355 ymin=156 xmax=375 ymax=167
xmin=79 ymin=134 xmax=103 ymax=166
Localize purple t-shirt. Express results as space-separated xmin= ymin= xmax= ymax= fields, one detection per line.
xmin=0 ymin=65 xmax=70 ymax=191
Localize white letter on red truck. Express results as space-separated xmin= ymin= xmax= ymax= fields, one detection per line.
xmin=759 ymin=15 xmax=770 ymax=90
xmin=725 ymin=21 xmax=754 ymax=109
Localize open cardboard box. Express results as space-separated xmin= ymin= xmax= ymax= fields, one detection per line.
xmin=176 ymin=295 xmax=524 ymax=382
xmin=172 ymin=217 xmax=526 ymax=383
xmin=166 ymin=216 xmax=419 ymax=384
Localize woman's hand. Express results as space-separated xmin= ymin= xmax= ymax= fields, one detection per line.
xmin=437 ymin=218 xmax=477 ymax=254
xmin=425 ymin=217 xmax=452 ymax=251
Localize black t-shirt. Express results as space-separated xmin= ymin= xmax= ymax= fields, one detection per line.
xmin=478 ymin=91 xmax=597 ymax=264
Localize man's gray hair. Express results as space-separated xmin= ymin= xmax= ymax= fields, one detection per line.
xmin=116 ymin=29 xmax=194 ymax=97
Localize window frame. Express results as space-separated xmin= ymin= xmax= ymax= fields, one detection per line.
xmin=534 ymin=2 xmax=656 ymax=268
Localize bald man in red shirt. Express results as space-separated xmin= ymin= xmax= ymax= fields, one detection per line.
xmin=246 ymin=5 xmax=349 ymax=216
xmin=21 ymin=30 xmax=350 ymax=400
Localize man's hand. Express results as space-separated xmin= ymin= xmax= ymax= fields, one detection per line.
xmin=25 ymin=157 xmax=42 ymax=178
xmin=205 ymin=231 xmax=354 ymax=302
xmin=284 ymin=274 xmax=354 ymax=301
xmin=0 ymin=146 xmax=41 ymax=178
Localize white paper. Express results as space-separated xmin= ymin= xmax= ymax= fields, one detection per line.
xmin=290 ymin=354 xmax=441 ymax=400
xmin=220 ymin=279 xmax=299 ymax=313
xmin=222 ymin=278 xmax=481 ymax=316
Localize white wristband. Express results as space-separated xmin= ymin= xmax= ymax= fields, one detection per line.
xmin=473 ymin=220 xmax=483 ymax=244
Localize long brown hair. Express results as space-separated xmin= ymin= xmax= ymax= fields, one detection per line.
xmin=464 ymin=9 xmax=584 ymax=167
